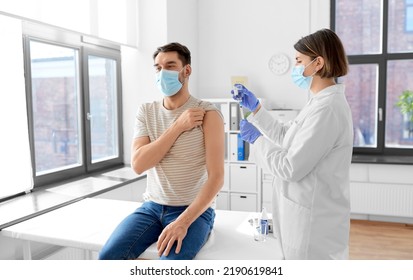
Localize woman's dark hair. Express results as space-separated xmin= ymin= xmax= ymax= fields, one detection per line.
xmin=153 ymin=42 xmax=191 ymax=65
xmin=294 ymin=29 xmax=348 ymax=78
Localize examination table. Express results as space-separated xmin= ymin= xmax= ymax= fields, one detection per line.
xmin=0 ymin=198 xmax=283 ymax=260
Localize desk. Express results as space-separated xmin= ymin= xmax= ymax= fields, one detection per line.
xmin=0 ymin=198 xmax=283 ymax=260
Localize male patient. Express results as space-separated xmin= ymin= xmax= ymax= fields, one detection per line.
xmin=99 ymin=42 xmax=224 ymax=260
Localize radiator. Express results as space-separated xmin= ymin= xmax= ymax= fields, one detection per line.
xmin=350 ymin=182 xmax=413 ymax=218
xmin=41 ymin=247 xmax=97 ymax=260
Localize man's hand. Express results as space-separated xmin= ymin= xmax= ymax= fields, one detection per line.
xmin=174 ymin=108 xmax=206 ymax=133
xmin=157 ymin=220 xmax=189 ymax=257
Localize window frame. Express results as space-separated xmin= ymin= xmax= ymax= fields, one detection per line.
xmin=331 ymin=0 xmax=413 ymax=161
xmin=82 ymin=47 xmax=124 ymax=173
xmin=23 ymin=24 xmax=123 ymax=187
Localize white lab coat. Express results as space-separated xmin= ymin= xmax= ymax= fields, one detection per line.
xmin=248 ymin=84 xmax=353 ymax=259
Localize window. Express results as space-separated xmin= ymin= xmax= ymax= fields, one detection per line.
xmin=332 ymin=0 xmax=413 ymax=157
xmin=28 ymin=41 xmax=83 ymax=175
xmin=24 ymin=25 xmax=123 ymax=187
xmin=406 ymin=0 xmax=413 ymax=32
xmin=85 ymin=53 xmax=121 ymax=168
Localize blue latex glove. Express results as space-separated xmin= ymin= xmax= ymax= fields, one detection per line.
xmin=240 ymin=119 xmax=262 ymax=144
xmin=231 ymin=84 xmax=260 ymax=112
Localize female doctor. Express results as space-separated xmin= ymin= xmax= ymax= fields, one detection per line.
xmin=233 ymin=29 xmax=353 ymax=259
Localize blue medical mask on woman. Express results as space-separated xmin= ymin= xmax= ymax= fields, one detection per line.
xmin=291 ymin=58 xmax=317 ymax=90
xmin=155 ymin=68 xmax=184 ymax=97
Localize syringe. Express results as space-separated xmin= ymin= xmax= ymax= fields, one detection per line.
xmin=233 ymin=85 xmax=245 ymax=119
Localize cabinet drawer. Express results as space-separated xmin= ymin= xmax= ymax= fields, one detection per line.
xmin=230 ymin=193 xmax=257 ymax=212
xmin=230 ymin=163 xmax=257 ymax=192
xmin=216 ymin=192 xmax=229 ymax=210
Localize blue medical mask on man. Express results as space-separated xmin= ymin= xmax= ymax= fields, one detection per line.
xmin=291 ymin=58 xmax=317 ymax=90
xmin=155 ymin=67 xmax=184 ymax=97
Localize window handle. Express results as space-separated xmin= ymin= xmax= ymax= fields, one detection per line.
xmin=378 ymin=108 xmax=383 ymax=122
xmin=87 ymin=112 xmax=92 ymax=121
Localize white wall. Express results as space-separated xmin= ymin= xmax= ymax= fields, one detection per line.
xmin=197 ymin=0 xmax=330 ymax=110
xmin=166 ymin=0 xmax=199 ymax=97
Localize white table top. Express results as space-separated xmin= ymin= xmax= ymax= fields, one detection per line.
xmin=1 ymin=198 xmax=283 ymax=260
xmin=0 ymin=166 xmax=146 ymax=230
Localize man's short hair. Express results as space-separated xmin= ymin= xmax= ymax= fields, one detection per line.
xmin=153 ymin=42 xmax=191 ymax=65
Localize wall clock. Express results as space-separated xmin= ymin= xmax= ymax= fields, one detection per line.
xmin=268 ymin=53 xmax=290 ymax=75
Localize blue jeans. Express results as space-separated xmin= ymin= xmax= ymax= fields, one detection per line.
xmin=98 ymin=201 xmax=215 ymax=260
